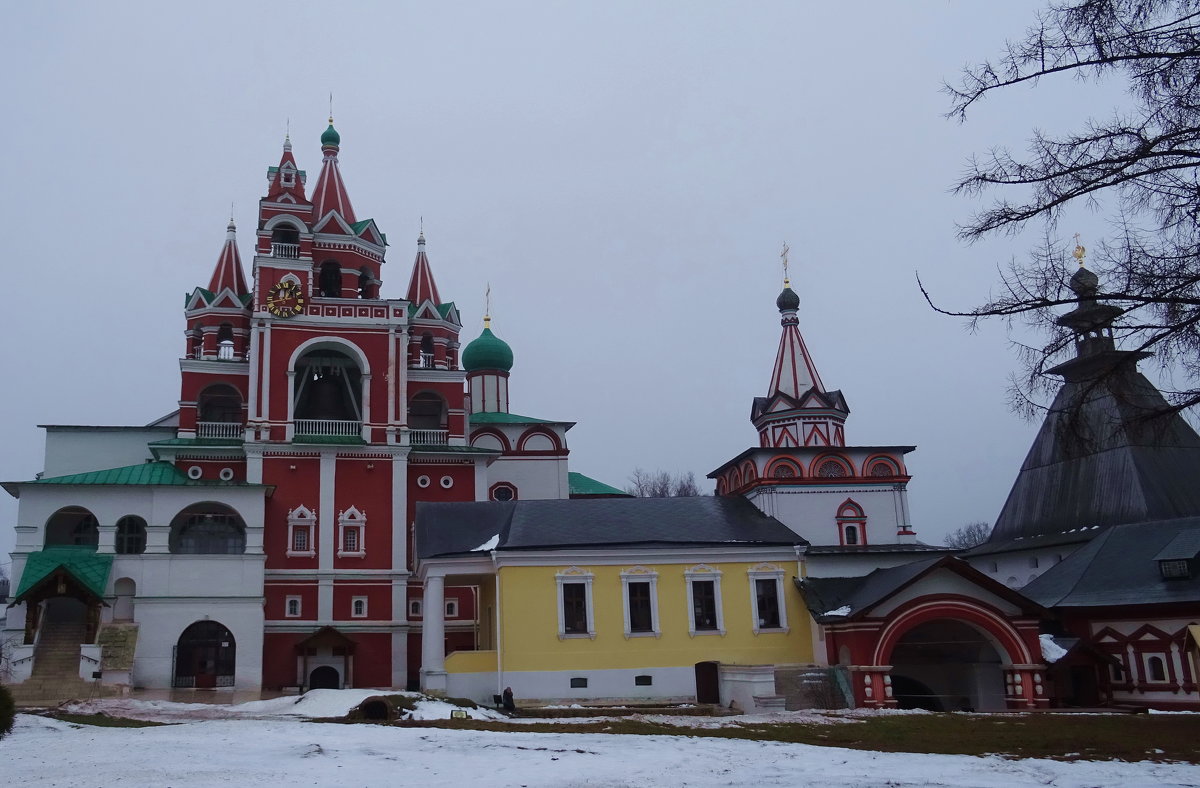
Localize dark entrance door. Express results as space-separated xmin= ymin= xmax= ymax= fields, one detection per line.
xmin=695 ymin=661 xmax=720 ymax=704
xmin=309 ymin=665 xmax=340 ymax=690
xmin=174 ymin=621 xmax=236 ymax=689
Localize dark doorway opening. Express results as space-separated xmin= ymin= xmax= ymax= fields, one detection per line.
xmin=174 ymin=621 xmax=236 ymax=689
xmin=695 ymin=661 xmax=720 ymax=704
xmin=309 ymin=665 xmax=340 ymax=690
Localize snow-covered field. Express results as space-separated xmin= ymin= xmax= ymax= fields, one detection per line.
xmin=3 ymin=691 xmax=1197 ymax=787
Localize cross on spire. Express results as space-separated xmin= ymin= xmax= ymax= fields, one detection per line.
xmin=780 ymin=242 xmax=790 ymax=283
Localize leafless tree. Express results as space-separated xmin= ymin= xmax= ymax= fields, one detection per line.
xmin=625 ymin=468 xmax=706 ymax=497
xmin=944 ymin=521 xmax=993 ymax=550
xmin=932 ymin=0 xmax=1200 ymax=416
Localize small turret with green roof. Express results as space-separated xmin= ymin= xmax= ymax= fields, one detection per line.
xmin=463 ymin=317 xmax=514 ymax=372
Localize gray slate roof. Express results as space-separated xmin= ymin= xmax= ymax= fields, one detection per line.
xmin=1021 ymin=516 xmax=1200 ymax=608
xmin=988 ymin=365 xmax=1200 ymax=544
xmin=416 ymin=495 xmax=806 ymax=560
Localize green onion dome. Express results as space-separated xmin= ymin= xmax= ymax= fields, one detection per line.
xmin=321 ymin=118 xmax=340 ymax=147
xmin=776 ymin=279 xmax=800 ymax=311
xmin=462 ymin=321 xmax=514 ymax=372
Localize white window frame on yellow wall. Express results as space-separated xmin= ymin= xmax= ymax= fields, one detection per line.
xmin=684 ymin=564 xmax=725 ymax=637
xmin=747 ymin=563 xmax=789 ymax=634
xmin=556 ymin=566 xmax=596 ymax=640
xmin=620 ymin=566 xmax=660 ymax=638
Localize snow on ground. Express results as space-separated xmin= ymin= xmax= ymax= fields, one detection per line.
xmin=6 ymin=712 xmax=1197 ymax=788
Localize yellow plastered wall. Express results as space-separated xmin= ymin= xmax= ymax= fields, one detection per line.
xmin=497 ymin=561 xmax=813 ymax=672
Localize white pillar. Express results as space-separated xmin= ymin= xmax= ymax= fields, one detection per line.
xmin=421 ymin=574 xmax=447 ymax=692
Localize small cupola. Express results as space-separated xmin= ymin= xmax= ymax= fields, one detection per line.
xmin=462 ymin=317 xmax=514 ymax=373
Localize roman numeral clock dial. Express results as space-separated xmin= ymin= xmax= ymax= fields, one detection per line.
xmin=266 ymin=279 xmax=304 ymax=318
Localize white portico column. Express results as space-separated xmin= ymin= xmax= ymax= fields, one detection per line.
xmin=420 ymin=574 xmax=447 ymax=693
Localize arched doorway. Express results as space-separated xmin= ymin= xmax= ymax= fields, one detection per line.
xmin=113 ymin=578 xmax=136 ymax=621
xmin=309 ymin=665 xmax=340 ymax=690
xmin=174 ymin=621 xmax=236 ymax=689
xmin=888 ymin=620 xmax=1005 ymax=711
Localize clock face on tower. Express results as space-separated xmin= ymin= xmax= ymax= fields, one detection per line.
xmin=266 ymin=280 xmax=305 ymax=318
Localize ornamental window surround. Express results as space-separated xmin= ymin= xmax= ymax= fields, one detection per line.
xmin=337 ymin=506 xmax=366 ymax=558
xmin=619 ymin=566 xmax=661 ymax=638
xmin=285 ymin=596 xmax=302 ymax=618
xmin=351 ymin=596 xmax=368 ymax=618
xmin=684 ymin=564 xmax=725 ymax=637
xmin=286 ymin=505 xmax=317 ymax=558
xmin=556 ymin=567 xmax=596 ymax=639
xmin=747 ymin=563 xmax=789 ymax=634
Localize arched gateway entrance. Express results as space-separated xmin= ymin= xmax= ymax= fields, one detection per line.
xmin=889 ymin=620 xmax=1005 ymax=711
xmin=174 ymin=621 xmax=236 ymax=689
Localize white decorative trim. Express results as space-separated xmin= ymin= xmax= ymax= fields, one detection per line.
xmin=219 ymin=467 xmax=235 ymax=481
xmin=351 ymin=596 xmax=368 ymax=618
xmin=445 ymin=599 xmax=459 ymax=618
xmin=337 ymin=506 xmax=366 ymax=558
xmin=417 ymin=475 xmax=431 ymax=488
xmin=285 ymin=595 xmax=302 ymax=618
xmin=556 ymin=566 xmax=596 ymax=640
xmin=286 ymin=505 xmax=317 ymax=558
xmin=439 ymin=475 xmax=454 ymax=489
xmin=186 ymin=465 xmax=203 ymax=480
xmin=684 ymin=564 xmax=725 ymax=637
xmin=409 ymin=599 xmax=423 ymax=617
xmin=619 ymin=566 xmax=660 ymax=638
xmin=747 ymin=563 xmax=789 ymax=634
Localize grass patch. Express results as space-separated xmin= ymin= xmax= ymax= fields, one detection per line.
xmin=39 ymin=712 xmax=170 ymax=729
xmin=383 ymin=713 xmax=1200 ymax=763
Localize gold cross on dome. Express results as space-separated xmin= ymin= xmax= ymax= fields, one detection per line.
xmin=780 ymin=242 xmax=790 ymax=281
xmin=1072 ymin=233 xmax=1086 ymax=267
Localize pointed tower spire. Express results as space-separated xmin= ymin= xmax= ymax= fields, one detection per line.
xmin=207 ymin=218 xmax=249 ymax=295
xmin=406 ymin=228 xmax=442 ymax=304
xmin=767 ymin=262 xmax=826 ymax=399
xmin=310 ymin=116 xmax=356 ymax=223
xmin=266 ymin=129 xmax=308 ymax=203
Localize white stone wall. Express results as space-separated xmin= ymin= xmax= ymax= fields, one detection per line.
xmin=964 ymin=545 xmax=1083 ymax=590
xmin=450 ymin=666 xmax=698 ymax=706
xmin=42 ymin=428 xmax=173 ymax=477
xmin=486 ymin=456 xmax=570 ymax=500
xmin=746 ymin=484 xmax=907 ymax=546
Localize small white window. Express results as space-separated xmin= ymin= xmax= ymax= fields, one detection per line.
xmin=408 ymin=599 xmax=422 ymax=618
xmin=445 ymin=599 xmax=459 ymax=618
xmin=748 ymin=563 xmax=789 ymax=634
xmin=285 ymin=596 xmax=302 ymax=618
xmin=556 ymin=567 xmax=596 ymax=639
xmin=684 ymin=565 xmax=725 ymax=636
xmin=440 ymin=475 xmax=454 ymax=489
xmin=416 ymin=475 xmax=431 ymax=488
xmin=351 ymin=597 xmax=368 ymax=618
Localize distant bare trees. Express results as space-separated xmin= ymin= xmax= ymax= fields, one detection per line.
xmin=944 ymin=521 xmax=993 ymax=550
xmin=625 ymin=468 xmax=705 ymax=497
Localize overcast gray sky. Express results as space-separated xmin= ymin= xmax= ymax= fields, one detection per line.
xmin=1 ymin=1 xmax=1147 ymax=567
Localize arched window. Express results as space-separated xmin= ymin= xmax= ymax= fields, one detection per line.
xmin=217 ymin=323 xmax=235 ymax=360
xmin=318 ymin=261 xmax=342 ymax=297
xmin=773 ymin=464 xmax=796 ymax=479
xmin=358 ymin=267 xmax=377 ymax=299
xmin=869 ymin=460 xmax=897 ymax=477
xmin=817 ymin=459 xmax=849 ymax=478
xmin=408 ymin=391 xmax=447 ymax=431
xmin=271 ymin=223 xmax=300 ymax=246
xmin=1148 ymin=655 xmax=1167 ymax=682
xmin=293 ymin=348 xmax=363 ymax=423
xmin=420 ymin=333 xmax=435 ymax=368
xmin=844 ymin=524 xmax=859 ymax=545
xmin=115 ymin=516 xmax=147 ymax=555
xmin=169 ymin=504 xmax=246 ymax=555
xmin=836 ymin=499 xmax=866 ymax=547
xmin=174 ymin=620 xmax=236 ymax=688
xmin=45 ymin=507 xmax=99 ymax=548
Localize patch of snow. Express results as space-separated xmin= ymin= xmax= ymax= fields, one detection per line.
xmin=471 ymin=533 xmax=500 ymax=552
xmin=824 ymin=605 xmax=852 ymax=617
xmin=1039 ymin=634 xmax=1068 ymax=663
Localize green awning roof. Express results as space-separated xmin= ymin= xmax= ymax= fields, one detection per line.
xmin=568 ymin=472 xmax=631 ymax=498
xmin=470 ymin=412 xmax=558 ymax=425
xmin=32 ymin=462 xmax=195 ymax=486
xmin=14 ymin=547 xmax=113 ymax=601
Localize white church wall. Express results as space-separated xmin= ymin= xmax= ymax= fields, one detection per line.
xmin=965 ymin=547 xmax=1077 ymax=590
xmin=132 ymin=598 xmax=264 ymax=690
xmin=42 ymin=427 xmax=173 ymax=477
xmin=487 ymin=456 xmax=570 ymax=500
xmin=746 ymin=485 xmax=904 ymax=546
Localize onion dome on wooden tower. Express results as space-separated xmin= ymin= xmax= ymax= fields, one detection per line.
xmin=310 ymin=116 xmax=356 ymax=223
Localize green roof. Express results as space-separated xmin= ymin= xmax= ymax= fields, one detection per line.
xmin=436 ymin=302 xmax=457 ymax=319
xmin=462 ymin=326 xmax=514 ymax=372
xmin=15 ymin=547 xmax=113 ymax=600
xmin=32 ymin=462 xmax=196 ymax=486
xmin=410 ymin=444 xmax=500 ymax=454
xmin=568 ymin=472 xmax=631 ymax=498
xmin=471 ymin=411 xmax=555 ymax=425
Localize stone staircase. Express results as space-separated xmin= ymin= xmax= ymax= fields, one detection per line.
xmin=774 ymin=665 xmax=850 ymax=710
xmin=8 ymin=606 xmax=104 ymax=707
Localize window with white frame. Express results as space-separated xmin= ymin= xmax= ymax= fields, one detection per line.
xmin=684 ymin=565 xmax=725 ymax=636
xmin=1145 ymin=653 xmax=1169 ymax=682
xmin=351 ymin=596 xmax=368 ymax=618
xmin=445 ymin=599 xmax=459 ymax=618
xmin=556 ymin=567 xmax=595 ymax=639
xmin=337 ymin=506 xmax=366 ymax=558
xmin=408 ymin=599 xmax=422 ymax=618
xmin=620 ymin=566 xmax=660 ymax=638
xmin=285 ymin=596 xmax=302 ymax=618
xmin=286 ymin=505 xmax=317 ymax=558
xmin=747 ymin=564 xmax=788 ymax=633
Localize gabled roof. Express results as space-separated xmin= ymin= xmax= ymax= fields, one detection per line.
xmin=987 ymin=366 xmax=1200 ymax=544
xmin=406 ymin=235 xmax=441 ymax=305
xmin=797 ymin=555 xmax=1046 ymax=623
xmin=417 ymin=495 xmax=806 ymax=559
xmin=13 ymin=547 xmax=113 ymax=602
xmin=567 ymin=472 xmax=631 ymax=498
xmin=1021 ymin=516 xmax=1200 ymax=608
xmin=310 ymin=147 xmax=356 ymax=223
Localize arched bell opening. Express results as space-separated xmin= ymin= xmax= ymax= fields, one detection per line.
xmin=408 ymin=391 xmax=448 ymax=444
xmin=318 ymin=261 xmax=343 ymax=298
xmin=44 ymin=506 xmax=99 ymax=549
xmin=197 ymin=384 xmax=244 ymax=438
xmin=293 ymin=348 xmax=364 ymax=434
xmin=887 ymin=619 xmax=1007 ymax=711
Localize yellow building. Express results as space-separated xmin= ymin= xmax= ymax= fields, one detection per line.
xmin=415 ymin=496 xmax=812 ymax=708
